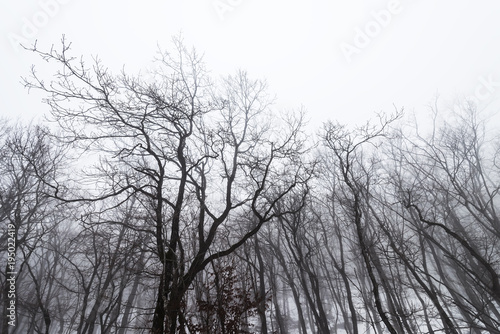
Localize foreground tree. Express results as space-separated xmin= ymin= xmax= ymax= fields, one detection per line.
xmin=23 ymin=36 xmax=313 ymax=333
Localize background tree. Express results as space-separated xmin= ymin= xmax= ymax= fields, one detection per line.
xmin=387 ymin=105 xmax=500 ymax=332
xmin=0 ymin=121 xmax=65 ymax=334
xmin=322 ymin=112 xmax=403 ymax=334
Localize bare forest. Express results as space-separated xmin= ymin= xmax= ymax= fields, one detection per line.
xmin=1 ymin=38 xmax=500 ymax=334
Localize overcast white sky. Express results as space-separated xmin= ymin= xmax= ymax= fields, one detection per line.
xmin=1 ymin=1 xmax=500 ymax=129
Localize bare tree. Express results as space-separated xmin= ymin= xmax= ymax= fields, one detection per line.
xmin=0 ymin=121 xmax=64 ymax=334
xmin=23 ymin=36 xmax=313 ymax=333
xmin=321 ymin=111 xmax=404 ymax=334
xmin=387 ymin=104 xmax=500 ymax=332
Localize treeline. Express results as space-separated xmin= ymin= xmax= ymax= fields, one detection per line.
xmin=1 ymin=38 xmax=499 ymax=334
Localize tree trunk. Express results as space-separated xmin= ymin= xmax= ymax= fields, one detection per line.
xmin=151 ymin=273 xmax=166 ymax=334
xmin=254 ymin=237 xmax=268 ymax=334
